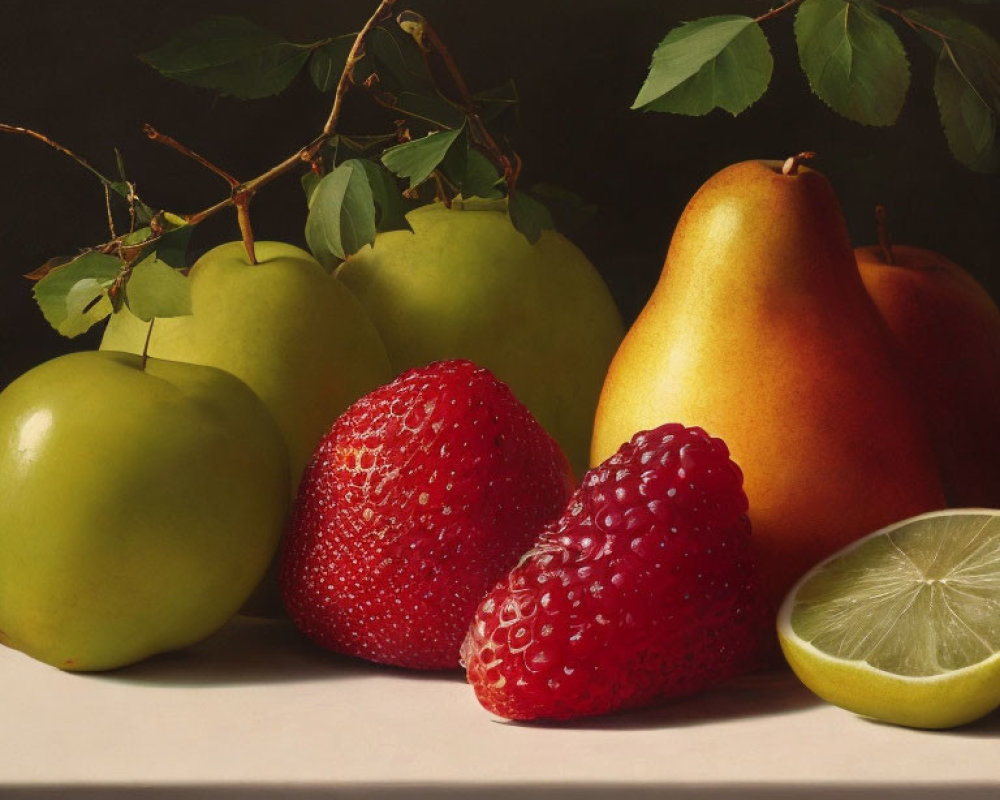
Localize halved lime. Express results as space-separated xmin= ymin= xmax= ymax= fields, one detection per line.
xmin=777 ymin=508 xmax=1000 ymax=729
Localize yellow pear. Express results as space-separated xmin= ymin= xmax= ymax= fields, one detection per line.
xmin=591 ymin=158 xmax=945 ymax=609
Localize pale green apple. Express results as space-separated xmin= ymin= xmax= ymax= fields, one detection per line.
xmin=335 ymin=202 xmax=624 ymax=477
xmin=0 ymin=350 xmax=289 ymax=671
xmin=101 ymin=240 xmax=393 ymax=491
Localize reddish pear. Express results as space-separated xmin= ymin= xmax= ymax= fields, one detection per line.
xmin=857 ymin=226 xmax=1000 ymax=508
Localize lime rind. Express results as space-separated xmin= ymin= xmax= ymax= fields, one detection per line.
xmin=777 ymin=508 xmax=1000 ymax=728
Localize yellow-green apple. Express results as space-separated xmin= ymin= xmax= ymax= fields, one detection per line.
xmin=0 ymin=351 xmax=289 ymax=671
xmin=335 ymin=201 xmax=624 ymax=477
xmin=101 ymin=240 xmax=393 ymax=491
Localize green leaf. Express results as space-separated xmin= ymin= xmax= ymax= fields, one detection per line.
xmin=305 ymin=159 xmax=377 ymax=267
xmin=125 ymin=256 xmax=193 ymax=321
xmin=301 ymin=170 xmax=323 ymax=205
xmin=122 ymin=227 xmax=153 ymax=246
xmin=907 ymin=7 xmax=1000 ymax=171
xmin=381 ymin=126 xmax=465 ymax=188
xmin=140 ymin=16 xmax=311 ymax=99
xmin=795 ymin=0 xmax=910 ymax=126
xmin=32 ymin=252 xmax=122 ymax=337
xmin=633 ymin=15 xmax=773 ymax=116
xmin=440 ymin=133 xmax=504 ymax=199
xmin=934 ymin=57 xmax=1000 ymax=171
xmin=507 ymin=191 xmax=555 ymax=245
xmin=151 ymin=222 xmax=195 ymax=268
xmin=360 ymin=25 xmax=434 ymax=94
xmin=393 ymin=91 xmax=467 ymax=129
xmin=526 ymin=183 xmax=597 ymax=237
xmin=108 ymin=149 xmax=156 ymax=224
xmin=338 ymin=133 xmax=400 ymax=156
xmin=309 ymin=34 xmax=355 ymax=92
xmin=315 ymin=134 xmax=400 ymax=172
xmin=474 ymin=80 xmax=519 ymax=123
xmin=357 ymin=159 xmax=413 ymax=233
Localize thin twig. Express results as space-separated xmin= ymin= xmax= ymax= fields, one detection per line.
xmin=875 ymin=2 xmax=951 ymax=42
xmin=8 ymin=0 xmax=437 ymax=276
xmin=392 ymin=11 xmax=519 ymax=193
xmin=180 ymin=0 xmax=398 ymax=225
xmin=399 ymin=11 xmax=475 ymax=109
xmin=144 ymin=124 xmax=239 ymax=187
xmin=104 ymin=184 xmax=117 ymax=240
xmin=755 ymin=0 xmax=805 ymax=25
xmin=323 ymin=0 xmax=399 ymax=136
xmin=0 ymin=123 xmax=111 ymax=185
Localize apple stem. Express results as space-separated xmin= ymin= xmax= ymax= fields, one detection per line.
xmin=876 ymin=204 xmax=896 ymax=265
xmin=781 ymin=151 xmax=817 ymax=176
xmin=235 ymin=194 xmax=258 ymax=265
xmin=141 ymin=318 xmax=155 ymax=371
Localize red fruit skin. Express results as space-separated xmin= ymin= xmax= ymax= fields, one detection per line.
xmin=857 ymin=244 xmax=1000 ymax=507
xmin=280 ymin=359 xmax=574 ymax=670
xmin=461 ymin=423 xmax=765 ymax=721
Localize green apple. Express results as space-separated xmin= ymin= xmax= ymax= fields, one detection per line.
xmin=101 ymin=240 xmax=393 ymax=491
xmin=0 ymin=350 xmax=289 ymax=671
xmin=335 ymin=201 xmax=624 ymax=477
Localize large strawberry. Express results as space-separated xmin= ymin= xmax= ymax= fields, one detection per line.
xmin=280 ymin=359 xmax=574 ymax=670
xmin=461 ymin=423 xmax=765 ymax=720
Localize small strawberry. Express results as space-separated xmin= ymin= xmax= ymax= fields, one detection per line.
xmin=280 ymin=359 xmax=574 ymax=670
xmin=461 ymin=422 xmax=765 ymax=721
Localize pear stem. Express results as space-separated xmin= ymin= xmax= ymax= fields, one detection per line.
xmin=876 ymin=205 xmax=896 ymax=266
xmin=781 ymin=151 xmax=817 ymax=176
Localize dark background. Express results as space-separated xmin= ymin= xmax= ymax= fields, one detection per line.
xmin=1 ymin=0 xmax=998 ymax=389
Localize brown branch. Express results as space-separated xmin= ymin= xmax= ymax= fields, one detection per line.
xmin=143 ymin=123 xmax=239 ymax=187
xmin=399 ymin=11 xmax=475 ymax=109
xmin=152 ymin=0 xmax=397 ymax=259
xmin=10 ymin=0 xmax=427 ymax=282
xmin=181 ymin=0 xmax=397 ymax=230
xmin=323 ymin=0 xmax=399 ymax=136
xmin=875 ymin=3 xmax=952 ymax=43
xmin=756 ymin=0 xmax=805 ymax=25
xmin=104 ymin=184 xmax=117 ymax=240
xmin=392 ymin=11 xmax=519 ymax=193
xmin=0 ymin=123 xmax=111 ymax=185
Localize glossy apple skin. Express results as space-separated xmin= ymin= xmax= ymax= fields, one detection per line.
xmin=857 ymin=244 xmax=1000 ymax=507
xmin=101 ymin=241 xmax=393 ymax=491
xmin=592 ymin=161 xmax=945 ymax=610
xmin=335 ymin=202 xmax=624 ymax=478
xmin=0 ymin=351 xmax=289 ymax=671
